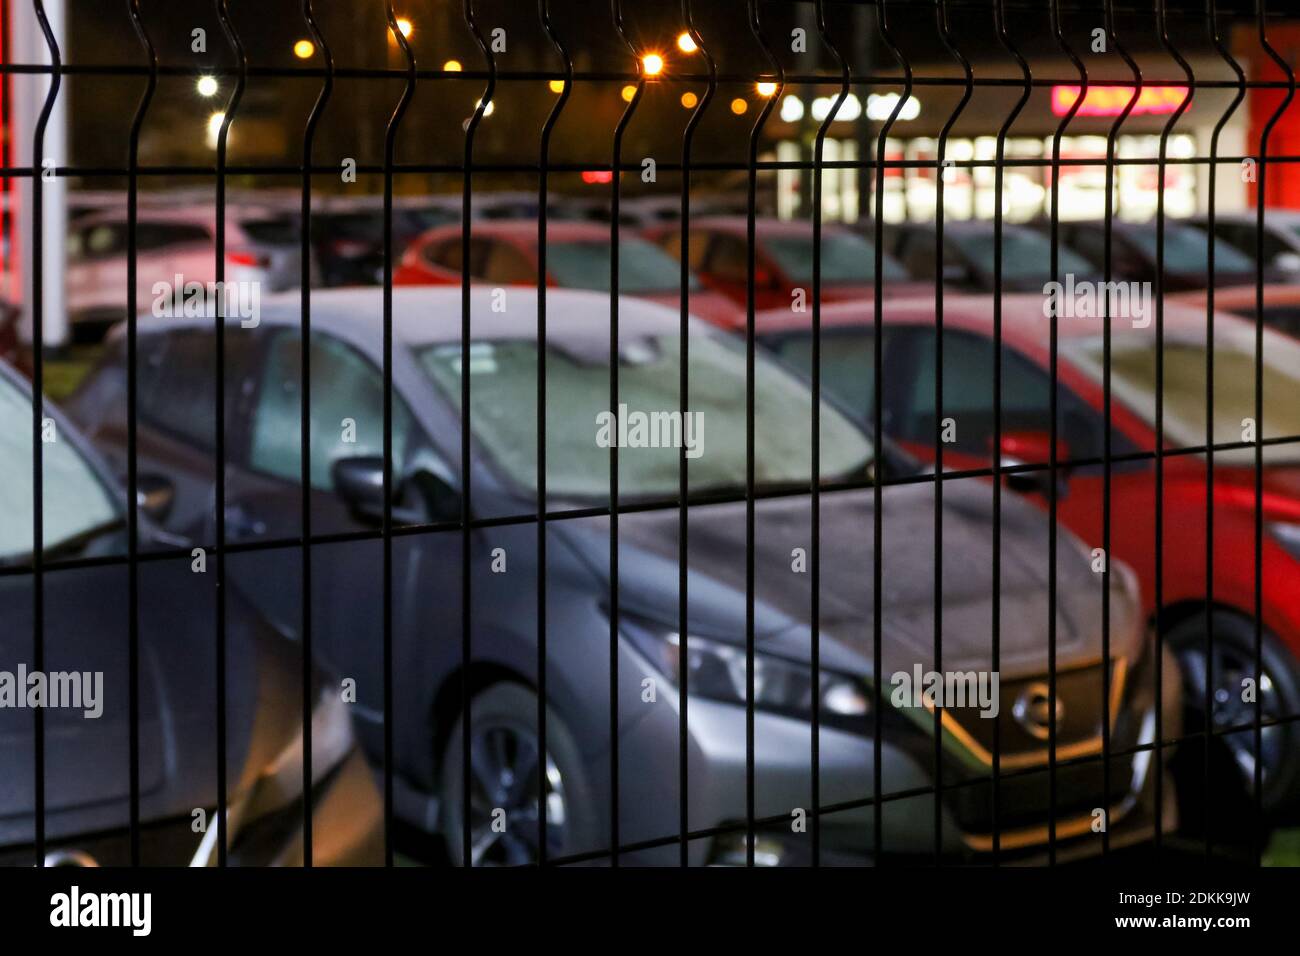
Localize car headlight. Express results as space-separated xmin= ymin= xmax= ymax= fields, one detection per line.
xmin=625 ymin=622 xmax=870 ymax=727
xmin=1270 ymin=521 xmax=1300 ymax=561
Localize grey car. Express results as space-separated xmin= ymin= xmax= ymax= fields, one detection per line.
xmin=66 ymin=287 xmax=1179 ymax=865
xmin=0 ymin=360 xmax=382 ymax=866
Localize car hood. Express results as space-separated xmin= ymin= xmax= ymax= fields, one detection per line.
xmin=557 ymin=478 xmax=1142 ymax=682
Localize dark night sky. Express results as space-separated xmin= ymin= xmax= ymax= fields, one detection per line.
xmin=41 ymin=0 xmax=1299 ymax=195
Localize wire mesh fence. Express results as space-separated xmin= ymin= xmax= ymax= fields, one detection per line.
xmin=2 ymin=0 xmax=1299 ymax=870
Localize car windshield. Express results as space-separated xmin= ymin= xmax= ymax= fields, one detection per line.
xmin=954 ymin=228 xmax=1095 ymax=283
xmin=0 ymin=374 xmax=119 ymax=562
xmin=1126 ymin=223 xmax=1255 ymax=274
xmin=416 ymin=330 xmax=873 ymax=501
xmin=763 ymin=231 xmax=909 ymax=284
xmin=1064 ymin=329 xmax=1300 ymax=464
xmin=546 ymin=238 xmax=701 ymax=293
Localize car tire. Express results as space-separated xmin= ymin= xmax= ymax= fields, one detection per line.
xmin=1166 ymin=610 xmax=1300 ymax=827
xmin=439 ymin=682 xmax=599 ymax=866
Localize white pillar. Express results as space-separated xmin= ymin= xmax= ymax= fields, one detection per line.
xmin=10 ymin=0 xmax=68 ymax=350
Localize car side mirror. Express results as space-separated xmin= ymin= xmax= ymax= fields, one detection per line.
xmin=332 ymin=456 xmax=461 ymax=526
xmin=995 ymin=431 xmax=1071 ymax=499
xmin=135 ymin=473 xmax=175 ymax=523
xmin=333 ymin=456 xmax=386 ymax=522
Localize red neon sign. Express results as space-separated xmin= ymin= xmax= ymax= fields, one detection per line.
xmin=1050 ymin=85 xmax=1189 ymax=118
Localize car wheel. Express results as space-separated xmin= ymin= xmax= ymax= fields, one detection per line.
xmin=439 ymin=682 xmax=598 ymax=866
xmin=1167 ymin=611 xmax=1300 ymax=821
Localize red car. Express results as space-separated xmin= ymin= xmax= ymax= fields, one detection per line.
xmin=646 ymin=215 xmax=931 ymax=314
xmin=756 ymin=293 xmax=1300 ymax=818
xmin=394 ymin=220 xmax=744 ymax=329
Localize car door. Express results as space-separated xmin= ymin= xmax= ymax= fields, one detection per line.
xmin=232 ymin=327 xmax=458 ymax=736
xmin=886 ymin=326 xmax=1156 ymax=565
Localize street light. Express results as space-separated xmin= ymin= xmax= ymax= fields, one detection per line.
xmin=549 ymin=79 xmax=565 ymax=93
xmin=730 ymin=97 xmax=748 ymax=115
xmin=676 ymin=32 xmax=698 ymax=54
xmin=621 ymin=84 xmax=637 ymax=102
xmin=293 ymin=39 xmax=315 ymax=60
xmin=756 ymin=81 xmax=777 ymax=97
xmin=680 ymin=91 xmax=698 ymax=109
xmin=444 ymin=59 xmax=463 ymax=72
xmin=196 ymin=75 xmax=218 ymax=97
xmin=641 ymin=53 xmax=664 ymax=77
xmin=394 ymin=17 xmax=413 ymax=39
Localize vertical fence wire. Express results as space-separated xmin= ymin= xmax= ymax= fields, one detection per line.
xmin=382 ymin=1 xmax=416 ymax=869
xmin=536 ymin=0 xmax=572 ymax=869
xmin=212 ymin=0 xmax=247 ymax=868
xmin=1153 ymin=0 xmax=1196 ymax=858
xmin=679 ymin=0 xmax=717 ymax=869
xmin=461 ymin=0 xmax=495 ymax=869
xmin=1046 ymin=0 xmax=1087 ymax=864
xmin=932 ymin=0 xmax=973 ymax=866
xmin=27 ymin=0 xmax=60 ymax=867
xmin=1254 ymin=0 xmax=1295 ymax=866
xmin=990 ymin=0 xmax=1032 ymax=864
xmin=609 ymin=0 xmax=642 ymax=868
xmin=298 ymin=0 xmax=333 ymax=869
xmin=1099 ymin=0 xmax=1141 ymax=862
xmin=810 ymin=0 xmax=846 ymax=870
xmin=124 ymin=0 xmax=156 ymax=869
xmin=872 ymin=0 xmax=912 ymax=862
xmin=1202 ymin=0 xmax=1246 ymax=863
xmin=743 ymin=0 xmax=782 ymax=870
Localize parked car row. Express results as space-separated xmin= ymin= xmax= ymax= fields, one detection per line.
xmin=7 ymin=195 xmax=1300 ymax=866
xmin=50 ymin=287 xmax=1179 ymax=865
xmin=41 ymin=188 xmax=1300 ymax=343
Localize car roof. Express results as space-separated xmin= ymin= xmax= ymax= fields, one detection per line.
xmin=124 ymin=286 xmax=695 ymax=351
xmin=754 ymin=292 xmax=1237 ymax=352
xmin=415 ymin=219 xmax=625 ymax=244
xmin=1196 ymin=209 xmax=1300 ymax=225
xmin=669 ymin=215 xmax=852 ymax=238
xmin=72 ymin=206 xmax=284 ymax=229
xmin=891 ymin=220 xmax=1033 ymax=235
xmin=1169 ymin=283 xmax=1300 ymax=310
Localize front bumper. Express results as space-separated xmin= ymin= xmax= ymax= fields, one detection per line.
xmin=616 ymin=642 xmax=1181 ymax=866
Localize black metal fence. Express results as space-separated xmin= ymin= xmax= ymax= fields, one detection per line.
xmin=4 ymin=0 xmax=1300 ymax=868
